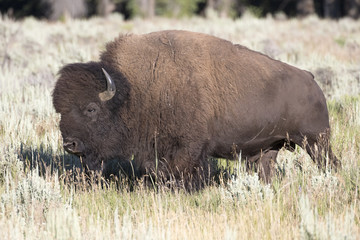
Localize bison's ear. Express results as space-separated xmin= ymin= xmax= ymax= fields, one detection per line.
xmin=99 ymin=68 xmax=116 ymax=101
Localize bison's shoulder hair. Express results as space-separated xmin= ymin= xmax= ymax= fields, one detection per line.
xmin=102 ymin=33 xmax=133 ymax=56
xmin=99 ymin=30 xmax=235 ymax=66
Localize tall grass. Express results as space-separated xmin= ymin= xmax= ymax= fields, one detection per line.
xmin=0 ymin=13 xmax=359 ymax=239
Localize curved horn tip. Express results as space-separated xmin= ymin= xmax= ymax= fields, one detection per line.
xmin=99 ymin=67 xmax=116 ymax=101
xmin=101 ymin=67 xmax=108 ymax=76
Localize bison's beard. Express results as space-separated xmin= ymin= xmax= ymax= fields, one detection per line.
xmin=74 ymin=148 xmax=105 ymax=173
xmin=78 ymin=151 xmax=136 ymax=180
xmin=77 ymin=149 xmax=129 ymax=175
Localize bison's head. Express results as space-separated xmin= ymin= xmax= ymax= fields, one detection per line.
xmin=53 ymin=62 xmax=130 ymax=172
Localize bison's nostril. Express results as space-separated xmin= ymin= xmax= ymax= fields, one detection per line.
xmin=63 ymin=138 xmax=84 ymax=155
xmin=63 ymin=141 xmax=76 ymax=150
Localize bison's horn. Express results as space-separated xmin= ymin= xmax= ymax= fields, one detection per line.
xmin=99 ymin=68 xmax=116 ymax=101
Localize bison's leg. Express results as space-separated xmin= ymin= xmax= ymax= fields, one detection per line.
xmin=177 ymin=159 xmax=214 ymax=191
xmin=171 ymin=147 xmax=214 ymax=191
xmin=306 ymin=133 xmax=340 ymax=170
xmin=247 ymin=149 xmax=279 ymax=184
xmin=134 ymin=144 xmax=213 ymax=191
xmin=293 ymin=129 xmax=341 ymax=170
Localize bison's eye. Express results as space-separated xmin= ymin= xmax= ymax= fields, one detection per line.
xmin=84 ymin=102 xmax=100 ymax=118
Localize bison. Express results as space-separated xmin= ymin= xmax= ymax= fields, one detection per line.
xmin=53 ymin=30 xmax=340 ymax=188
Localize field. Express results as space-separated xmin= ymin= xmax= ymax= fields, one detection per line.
xmin=0 ymin=13 xmax=360 ymax=239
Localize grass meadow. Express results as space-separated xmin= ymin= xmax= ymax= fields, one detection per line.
xmin=0 ymin=13 xmax=360 ymax=239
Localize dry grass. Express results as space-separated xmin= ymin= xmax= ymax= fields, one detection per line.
xmin=0 ymin=13 xmax=359 ymax=239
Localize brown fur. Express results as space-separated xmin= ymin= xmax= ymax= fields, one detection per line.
xmin=53 ymin=30 xmax=340 ymax=188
